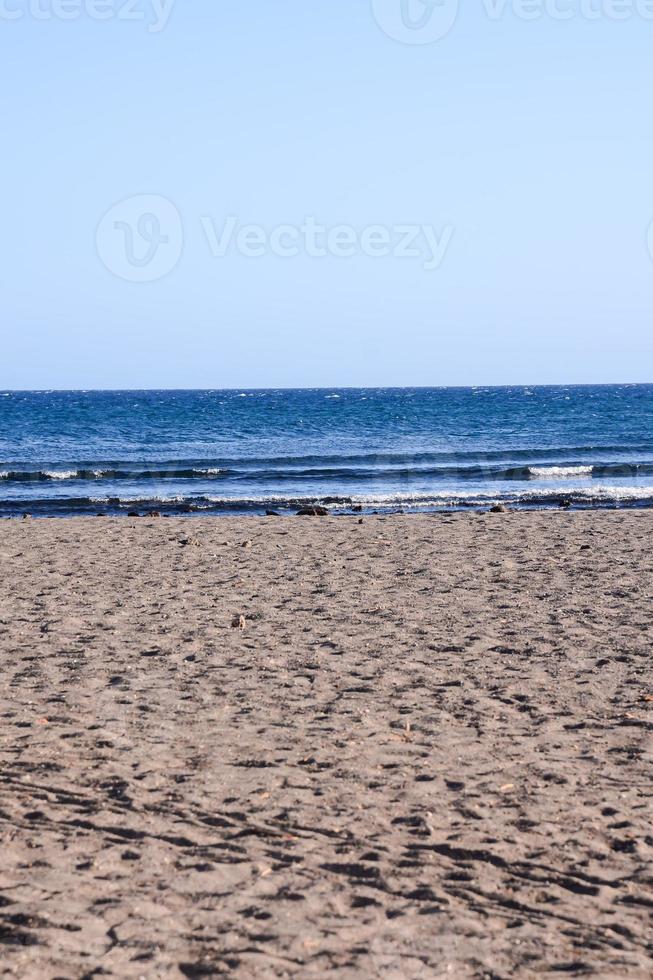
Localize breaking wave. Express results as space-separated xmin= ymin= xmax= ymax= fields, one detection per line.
xmin=4 ymin=485 xmax=653 ymax=518
xmin=2 ymin=458 xmax=653 ymax=485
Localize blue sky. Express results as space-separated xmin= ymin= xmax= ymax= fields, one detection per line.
xmin=2 ymin=0 xmax=652 ymax=388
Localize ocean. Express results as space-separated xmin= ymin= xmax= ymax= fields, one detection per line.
xmin=1 ymin=385 xmax=652 ymax=517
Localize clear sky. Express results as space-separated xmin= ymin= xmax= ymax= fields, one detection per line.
xmin=2 ymin=0 xmax=652 ymax=389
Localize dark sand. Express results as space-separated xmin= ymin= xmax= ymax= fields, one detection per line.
xmin=0 ymin=511 xmax=652 ymax=978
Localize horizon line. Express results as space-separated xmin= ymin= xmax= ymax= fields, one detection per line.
xmin=1 ymin=382 xmax=652 ymax=394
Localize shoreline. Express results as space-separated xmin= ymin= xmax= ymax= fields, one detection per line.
xmin=6 ymin=497 xmax=653 ymax=519
xmin=1 ymin=510 xmax=652 ymax=976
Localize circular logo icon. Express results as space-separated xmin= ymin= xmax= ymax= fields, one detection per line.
xmin=96 ymin=194 xmax=183 ymax=283
xmin=371 ymin=0 xmax=459 ymax=44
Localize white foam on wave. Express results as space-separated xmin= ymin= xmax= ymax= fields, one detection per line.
xmin=17 ymin=482 xmax=653 ymax=517
xmin=89 ymin=494 xmax=187 ymax=503
xmin=528 ymin=466 xmax=593 ymax=479
xmin=568 ymin=484 xmax=653 ymax=501
xmin=350 ymin=485 xmax=653 ymax=507
xmin=175 ymin=486 xmax=653 ymax=509
xmin=42 ymin=470 xmax=80 ymax=480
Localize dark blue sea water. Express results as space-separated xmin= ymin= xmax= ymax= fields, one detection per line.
xmin=1 ymin=386 xmax=653 ymax=517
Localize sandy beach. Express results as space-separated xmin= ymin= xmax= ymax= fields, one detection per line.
xmin=0 ymin=510 xmax=651 ymax=978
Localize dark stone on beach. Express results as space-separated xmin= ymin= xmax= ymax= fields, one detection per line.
xmin=351 ymin=505 xmax=363 ymax=513
xmin=127 ymin=511 xmax=140 ymax=518
xmin=490 ymin=504 xmax=507 ymax=513
xmin=296 ymin=506 xmax=328 ymax=517
xmin=266 ymin=510 xmax=280 ymax=517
